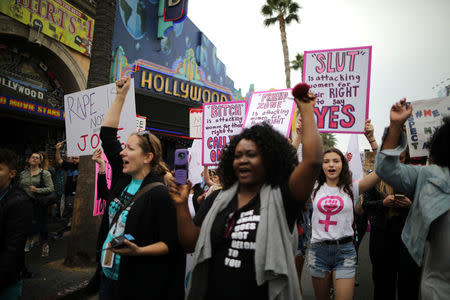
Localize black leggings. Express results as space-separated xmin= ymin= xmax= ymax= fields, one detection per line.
xmin=369 ymin=226 xmax=420 ymax=300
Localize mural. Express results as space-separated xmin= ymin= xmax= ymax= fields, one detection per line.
xmin=111 ymin=0 xmax=235 ymax=102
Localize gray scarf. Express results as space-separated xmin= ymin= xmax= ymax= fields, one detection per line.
xmin=187 ymin=182 xmax=301 ymax=300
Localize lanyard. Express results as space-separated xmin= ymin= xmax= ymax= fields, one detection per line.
xmin=0 ymin=185 xmax=12 ymax=202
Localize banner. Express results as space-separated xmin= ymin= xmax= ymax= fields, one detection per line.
xmin=346 ymin=134 xmax=363 ymax=181
xmin=243 ymin=89 xmax=296 ymax=138
xmin=303 ymin=46 xmax=372 ymax=133
xmin=202 ymin=101 xmax=246 ymax=165
xmin=189 ymin=107 xmax=202 ymax=138
xmin=405 ymin=96 xmax=450 ymax=157
xmin=64 ymin=79 xmax=136 ymax=157
xmin=0 ymin=0 xmax=94 ymax=56
xmin=0 ymin=94 xmax=64 ymax=120
xmin=93 ymin=153 xmax=111 ymax=216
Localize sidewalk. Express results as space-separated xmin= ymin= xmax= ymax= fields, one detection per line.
xmin=21 ymin=222 xmax=98 ymax=300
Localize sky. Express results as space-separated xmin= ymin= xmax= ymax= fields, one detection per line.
xmin=188 ymin=0 xmax=450 ymax=151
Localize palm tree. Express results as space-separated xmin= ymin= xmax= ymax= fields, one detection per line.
xmin=65 ymin=0 xmax=117 ymax=267
xmin=261 ymin=0 xmax=301 ymax=88
xmin=291 ymin=52 xmax=303 ymax=77
xmin=321 ymin=133 xmax=337 ymax=149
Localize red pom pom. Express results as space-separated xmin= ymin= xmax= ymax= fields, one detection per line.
xmin=292 ymin=83 xmax=310 ymax=99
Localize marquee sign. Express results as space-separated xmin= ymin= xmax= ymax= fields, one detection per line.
xmin=0 ymin=0 xmax=94 ymax=56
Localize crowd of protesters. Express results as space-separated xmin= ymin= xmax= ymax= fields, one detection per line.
xmin=0 ymin=78 xmax=449 ymax=300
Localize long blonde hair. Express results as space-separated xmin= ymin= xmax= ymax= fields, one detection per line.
xmin=378 ymin=180 xmax=394 ymax=197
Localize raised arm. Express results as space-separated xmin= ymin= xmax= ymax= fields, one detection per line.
xmin=102 ymin=76 xmax=131 ymax=129
xmin=291 ymin=116 xmax=303 ymax=149
xmin=358 ymin=119 xmax=381 ymax=194
xmin=55 ymin=142 xmax=63 ymax=165
xmin=381 ymin=98 xmax=412 ymax=151
xmin=289 ymin=95 xmax=323 ymax=204
xmin=203 ymin=165 xmax=215 ymax=187
xmin=375 ymin=98 xmax=419 ymax=195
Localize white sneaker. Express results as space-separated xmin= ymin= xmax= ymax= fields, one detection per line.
xmin=24 ymin=240 xmax=32 ymax=253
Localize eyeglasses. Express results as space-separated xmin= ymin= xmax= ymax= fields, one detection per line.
xmin=137 ymin=130 xmax=154 ymax=153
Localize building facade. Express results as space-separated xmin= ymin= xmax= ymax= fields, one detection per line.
xmin=0 ymin=0 xmax=94 ymax=162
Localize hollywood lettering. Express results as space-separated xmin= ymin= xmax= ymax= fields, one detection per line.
xmin=0 ymin=76 xmax=45 ymax=100
xmin=140 ymin=70 xmax=230 ymax=103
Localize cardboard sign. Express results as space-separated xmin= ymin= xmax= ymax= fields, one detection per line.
xmin=303 ymin=46 xmax=372 ymax=133
xmin=189 ymin=108 xmax=203 ymax=139
xmin=64 ymin=79 xmax=136 ymax=156
xmin=93 ymin=153 xmax=111 ymax=216
xmin=243 ymin=89 xmax=296 ymax=138
xmin=136 ymin=115 xmax=147 ymax=132
xmin=202 ymin=101 xmax=246 ymax=165
xmin=405 ymin=96 xmax=450 ymax=157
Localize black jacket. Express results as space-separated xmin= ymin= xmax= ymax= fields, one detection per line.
xmin=362 ymin=187 xmax=409 ymax=232
xmin=0 ymin=186 xmax=32 ymax=291
xmin=98 ymin=127 xmax=185 ymax=300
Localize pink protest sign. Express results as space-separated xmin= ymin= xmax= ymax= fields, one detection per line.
xmin=202 ymin=101 xmax=246 ymax=166
xmin=243 ymin=89 xmax=296 ymax=138
xmin=303 ymin=46 xmax=372 ymax=133
xmin=93 ymin=153 xmax=111 ymax=216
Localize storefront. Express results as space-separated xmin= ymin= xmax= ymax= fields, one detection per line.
xmin=110 ymin=0 xmax=237 ymax=167
xmin=0 ymin=0 xmax=93 ymax=163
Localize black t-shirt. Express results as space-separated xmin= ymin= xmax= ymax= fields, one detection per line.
xmin=61 ymin=161 xmax=78 ymax=195
xmin=193 ymin=184 xmax=299 ymax=300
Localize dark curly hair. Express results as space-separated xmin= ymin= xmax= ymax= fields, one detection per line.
xmin=217 ymin=122 xmax=298 ymax=189
xmin=429 ymin=116 xmax=450 ymax=169
xmin=313 ymin=148 xmax=354 ymax=200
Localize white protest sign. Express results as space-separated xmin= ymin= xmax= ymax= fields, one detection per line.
xmin=64 ymin=79 xmax=136 ymax=156
xmin=188 ymin=139 xmax=203 ymax=185
xmin=189 ymin=108 xmax=203 ymax=139
xmin=136 ymin=115 xmax=146 ymax=132
xmin=243 ymin=89 xmax=296 ymax=138
xmin=406 ymin=96 xmax=450 ymax=157
xmin=303 ymin=46 xmax=372 ymax=133
xmin=202 ymin=101 xmax=246 ymax=165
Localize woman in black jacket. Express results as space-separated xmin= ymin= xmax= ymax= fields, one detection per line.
xmin=97 ymin=77 xmax=185 ymax=300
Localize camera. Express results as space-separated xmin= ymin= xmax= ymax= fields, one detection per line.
xmin=109 ymin=234 xmax=135 ymax=249
xmin=174 ymin=149 xmax=189 ymax=185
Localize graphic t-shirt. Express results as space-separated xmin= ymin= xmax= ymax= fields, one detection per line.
xmin=310 ymin=181 xmax=359 ymax=243
xmin=193 ymin=184 xmax=298 ymax=300
xmin=101 ymin=178 xmax=143 ymax=280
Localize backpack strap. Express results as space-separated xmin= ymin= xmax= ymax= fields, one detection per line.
xmin=108 ymin=182 xmax=164 ymax=231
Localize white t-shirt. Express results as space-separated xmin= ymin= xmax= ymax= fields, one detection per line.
xmin=310 ymin=181 xmax=359 ymax=243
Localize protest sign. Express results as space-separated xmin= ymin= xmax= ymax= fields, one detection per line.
xmin=93 ymin=153 xmax=111 ymax=216
xmin=136 ymin=114 xmax=147 ymax=132
xmin=64 ymin=79 xmax=136 ymax=156
xmin=405 ymin=96 xmax=450 ymax=157
xmin=189 ymin=108 xmax=203 ymax=139
xmin=188 ymin=139 xmax=203 ymax=185
xmin=202 ymin=101 xmax=246 ymax=165
xmin=243 ymin=89 xmax=296 ymax=138
xmin=303 ymin=46 xmax=372 ymax=133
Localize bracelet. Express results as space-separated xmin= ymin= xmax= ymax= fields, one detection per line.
xmin=371 ymin=147 xmax=378 ymax=151
xmin=98 ymin=170 xmax=106 ymax=175
xmin=369 ymin=139 xmax=376 ymax=143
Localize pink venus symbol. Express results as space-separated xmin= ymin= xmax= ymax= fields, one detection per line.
xmin=317 ymin=196 xmax=344 ymax=232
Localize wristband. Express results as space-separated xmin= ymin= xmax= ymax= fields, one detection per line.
xmin=371 ymin=147 xmax=378 ymax=151
xmin=369 ymin=139 xmax=376 ymax=143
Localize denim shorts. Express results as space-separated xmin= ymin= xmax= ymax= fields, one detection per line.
xmin=308 ymin=240 xmax=357 ymax=279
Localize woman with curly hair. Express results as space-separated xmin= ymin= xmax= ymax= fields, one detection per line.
xmin=169 ymin=94 xmax=323 ymax=300
xmin=309 ymin=145 xmax=379 ymax=300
